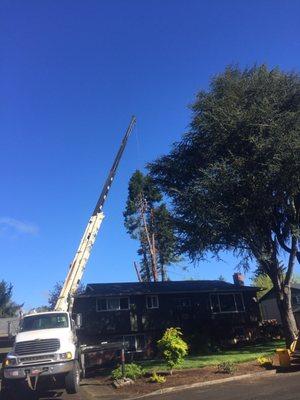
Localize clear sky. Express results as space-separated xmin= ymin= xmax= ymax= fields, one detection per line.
xmin=1 ymin=0 xmax=299 ymax=309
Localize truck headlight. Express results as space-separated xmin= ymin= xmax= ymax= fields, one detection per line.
xmin=59 ymin=352 xmax=72 ymax=360
xmin=4 ymin=357 xmax=17 ymax=366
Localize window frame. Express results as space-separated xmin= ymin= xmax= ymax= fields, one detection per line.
xmin=293 ymin=295 xmax=300 ymax=305
xmin=210 ymin=293 xmax=245 ymax=314
xmin=122 ymin=334 xmax=146 ymax=353
xmin=96 ymin=297 xmax=130 ymax=312
xmin=146 ymin=295 xmax=159 ymax=309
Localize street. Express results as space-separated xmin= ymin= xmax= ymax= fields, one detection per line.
xmin=2 ymin=371 xmax=300 ymax=399
xmin=145 ymin=371 xmax=300 ymax=400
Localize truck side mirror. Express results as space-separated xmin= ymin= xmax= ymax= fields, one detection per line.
xmin=75 ymin=313 xmax=82 ymax=329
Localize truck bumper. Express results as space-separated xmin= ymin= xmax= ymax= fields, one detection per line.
xmin=3 ymin=360 xmax=75 ymax=379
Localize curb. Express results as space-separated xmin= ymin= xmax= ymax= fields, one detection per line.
xmin=129 ymin=369 xmax=277 ymax=399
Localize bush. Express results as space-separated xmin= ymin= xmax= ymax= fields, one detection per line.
xmin=111 ymin=363 xmax=144 ymax=380
xmin=149 ymin=372 xmax=166 ymax=384
xmin=157 ymin=327 xmax=188 ymax=372
xmin=217 ymin=361 xmax=237 ymax=374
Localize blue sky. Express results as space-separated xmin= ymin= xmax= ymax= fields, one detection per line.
xmin=1 ymin=0 xmax=299 ymax=309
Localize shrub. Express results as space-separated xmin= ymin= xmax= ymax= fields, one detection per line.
xmin=111 ymin=363 xmax=144 ymax=380
xmin=149 ymin=372 xmax=166 ymax=384
xmin=217 ymin=361 xmax=237 ymax=374
xmin=157 ymin=327 xmax=188 ymax=372
xmin=257 ymin=356 xmax=273 ymax=367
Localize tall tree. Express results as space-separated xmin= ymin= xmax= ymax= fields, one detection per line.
xmin=153 ymin=204 xmax=179 ymax=281
xmin=124 ymin=170 xmax=178 ymax=281
xmin=149 ymin=65 xmax=300 ymax=345
xmin=0 ymin=280 xmax=22 ymax=317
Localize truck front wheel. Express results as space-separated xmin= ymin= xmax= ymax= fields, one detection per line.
xmin=65 ymin=361 xmax=80 ymax=394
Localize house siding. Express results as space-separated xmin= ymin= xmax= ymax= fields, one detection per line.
xmin=260 ymin=286 xmax=300 ymax=328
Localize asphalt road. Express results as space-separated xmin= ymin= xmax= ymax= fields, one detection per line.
xmin=2 ymin=371 xmax=300 ymax=400
xmin=146 ymin=371 xmax=300 ymax=400
xmin=0 ymin=386 xmax=82 ymax=400
xmin=36 ymin=391 xmax=81 ymax=400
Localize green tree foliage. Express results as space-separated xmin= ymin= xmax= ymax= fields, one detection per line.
xmin=149 ymin=65 xmax=300 ymax=345
xmin=48 ymin=281 xmax=85 ymax=310
xmin=251 ymin=274 xmax=273 ymax=299
xmin=0 ymin=280 xmax=22 ymax=317
xmin=124 ymin=170 xmax=178 ymax=281
xmin=253 ymin=273 xmax=300 ymax=299
xmin=154 ymin=204 xmax=178 ymax=281
xmin=157 ymin=327 xmax=188 ymax=372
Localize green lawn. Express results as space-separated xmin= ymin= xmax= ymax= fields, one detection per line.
xmin=138 ymin=339 xmax=285 ymax=371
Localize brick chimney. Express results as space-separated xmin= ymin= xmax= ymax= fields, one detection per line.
xmin=233 ymin=273 xmax=244 ymax=286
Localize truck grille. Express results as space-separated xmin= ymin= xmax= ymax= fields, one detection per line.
xmin=19 ymin=354 xmax=55 ymax=365
xmin=15 ymin=339 xmax=60 ymax=355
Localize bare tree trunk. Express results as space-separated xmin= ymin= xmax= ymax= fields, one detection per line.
xmin=275 ymin=284 xmax=298 ymax=347
xmin=269 ymin=244 xmax=299 ymax=347
xmin=139 ymin=198 xmax=158 ymax=281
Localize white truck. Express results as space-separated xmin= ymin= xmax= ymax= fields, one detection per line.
xmin=1 ymin=117 xmax=136 ymax=399
xmin=2 ymin=311 xmax=80 ymax=396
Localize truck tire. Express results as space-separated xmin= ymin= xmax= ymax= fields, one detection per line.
xmin=65 ymin=361 xmax=80 ymax=394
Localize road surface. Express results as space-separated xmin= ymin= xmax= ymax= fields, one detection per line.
xmin=2 ymin=371 xmax=300 ymax=399
xmin=145 ymin=371 xmax=300 ymax=400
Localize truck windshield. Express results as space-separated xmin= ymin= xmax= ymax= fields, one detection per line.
xmin=20 ymin=313 xmax=69 ymax=332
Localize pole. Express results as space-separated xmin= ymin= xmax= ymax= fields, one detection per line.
xmin=121 ymin=345 xmax=125 ymax=378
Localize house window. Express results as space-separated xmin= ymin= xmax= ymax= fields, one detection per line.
xmin=96 ymin=297 xmax=129 ymax=311
xmin=114 ymin=334 xmax=146 ymax=352
xmin=292 ymin=295 xmax=300 ymax=305
xmin=124 ymin=335 xmax=146 ymax=352
xmin=176 ymin=298 xmax=192 ymax=308
xmin=210 ymin=293 xmax=245 ymax=313
xmin=146 ymin=295 xmax=159 ymax=309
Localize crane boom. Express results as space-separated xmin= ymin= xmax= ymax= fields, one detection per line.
xmin=55 ymin=116 xmax=136 ymax=312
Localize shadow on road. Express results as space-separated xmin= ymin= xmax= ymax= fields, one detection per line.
xmin=0 ymin=389 xmax=65 ymax=400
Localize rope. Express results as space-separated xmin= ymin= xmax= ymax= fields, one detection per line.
xmin=26 ymin=370 xmax=44 ymax=391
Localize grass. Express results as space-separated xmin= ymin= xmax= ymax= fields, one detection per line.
xmin=137 ymin=339 xmax=285 ymax=371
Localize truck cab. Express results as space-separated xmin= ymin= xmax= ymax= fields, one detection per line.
xmin=2 ymin=311 xmax=80 ymax=396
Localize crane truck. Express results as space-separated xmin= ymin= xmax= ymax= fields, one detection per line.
xmin=1 ymin=117 xmax=136 ymax=398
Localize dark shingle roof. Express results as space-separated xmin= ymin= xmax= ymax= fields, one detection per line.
xmin=80 ymin=280 xmax=258 ymax=297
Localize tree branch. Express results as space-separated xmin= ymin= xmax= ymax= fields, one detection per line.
xmin=284 ymin=236 xmax=298 ymax=286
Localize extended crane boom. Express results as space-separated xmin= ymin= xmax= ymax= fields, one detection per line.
xmin=55 ymin=116 xmax=136 ymax=312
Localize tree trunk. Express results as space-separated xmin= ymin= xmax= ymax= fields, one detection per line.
xmin=275 ymin=284 xmax=298 ymax=347
xmin=161 ymin=265 xmax=166 ymax=281
xmin=266 ymin=244 xmax=299 ymax=347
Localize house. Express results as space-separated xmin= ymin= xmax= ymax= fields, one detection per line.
xmin=260 ymin=284 xmax=300 ymax=327
xmin=74 ymin=274 xmax=260 ymax=358
xmin=0 ymin=317 xmax=18 ymax=357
